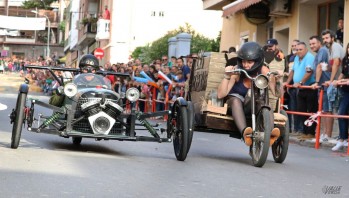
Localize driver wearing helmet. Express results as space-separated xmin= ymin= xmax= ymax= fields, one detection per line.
xmin=217 ymin=42 xmax=279 ymax=146
xmin=73 ymin=54 xmax=109 ymax=86
xmin=49 ymin=54 xmax=107 ymax=106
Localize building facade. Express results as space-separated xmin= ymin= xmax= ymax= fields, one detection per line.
xmin=0 ymin=0 xmax=65 ymax=61
xmin=203 ymin=0 xmax=348 ymax=53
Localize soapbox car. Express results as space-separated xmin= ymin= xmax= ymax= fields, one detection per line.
xmin=9 ymin=65 xmax=194 ymax=161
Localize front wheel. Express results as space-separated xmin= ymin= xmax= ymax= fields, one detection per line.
xmin=11 ymin=93 xmax=27 ymax=149
xmin=272 ymin=109 xmax=289 ymax=163
xmin=250 ymin=108 xmax=272 ymax=167
xmin=171 ymin=102 xmax=189 ymax=161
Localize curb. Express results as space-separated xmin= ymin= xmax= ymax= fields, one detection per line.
xmin=289 ymin=135 xmax=348 ymax=153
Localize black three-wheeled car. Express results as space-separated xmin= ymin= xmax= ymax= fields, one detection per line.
xmin=9 ymin=65 xmax=194 ymax=161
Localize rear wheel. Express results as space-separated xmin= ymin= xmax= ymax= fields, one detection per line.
xmin=250 ymin=108 xmax=272 ymax=167
xmin=272 ymin=109 xmax=289 ymax=163
xmin=11 ymin=93 xmax=27 ymax=149
xmin=171 ymin=102 xmax=189 ymax=161
xmin=72 ymin=137 xmax=82 ymax=145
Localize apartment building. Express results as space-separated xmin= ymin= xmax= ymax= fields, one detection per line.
xmin=203 ymin=0 xmax=348 ymax=53
xmin=0 ymin=0 xmax=65 ymax=61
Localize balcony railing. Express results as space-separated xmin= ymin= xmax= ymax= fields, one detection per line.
xmin=4 ymin=36 xmax=35 ymax=44
xmin=96 ymin=19 xmax=110 ymax=40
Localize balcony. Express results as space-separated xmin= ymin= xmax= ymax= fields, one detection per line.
xmin=95 ymin=19 xmax=110 ymax=40
xmin=78 ymin=23 xmax=97 ymax=47
xmin=4 ymin=36 xmax=35 ymax=44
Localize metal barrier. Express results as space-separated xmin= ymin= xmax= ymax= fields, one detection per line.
xmin=122 ymin=82 xmax=185 ymax=121
xmin=282 ymin=84 xmax=349 ymax=155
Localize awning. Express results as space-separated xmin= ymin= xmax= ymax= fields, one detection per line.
xmin=0 ymin=15 xmax=46 ymax=30
xmin=222 ymin=0 xmax=263 ymax=17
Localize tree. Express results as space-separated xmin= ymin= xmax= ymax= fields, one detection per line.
xmin=22 ymin=0 xmax=57 ymax=10
xmin=131 ymin=23 xmax=220 ymax=64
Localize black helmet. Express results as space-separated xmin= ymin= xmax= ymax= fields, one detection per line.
xmin=79 ymin=54 xmax=99 ymax=73
xmin=237 ymin=42 xmax=264 ymax=74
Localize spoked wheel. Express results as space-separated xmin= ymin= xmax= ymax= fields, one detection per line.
xmin=72 ymin=137 xmax=82 ymax=145
xmin=186 ymin=101 xmax=194 ymax=153
xmin=272 ymin=109 xmax=289 ymax=163
xmin=171 ymin=102 xmax=189 ymax=161
xmin=250 ymin=108 xmax=272 ymax=167
xmin=11 ymin=92 xmax=27 ymax=149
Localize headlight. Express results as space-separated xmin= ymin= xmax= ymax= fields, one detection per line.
xmin=126 ymin=87 xmax=140 ymax=102
xmin=255 ymin=75 xmax=269 ymax=89
xmin=64 ymin=83 xmax=78 ymax=98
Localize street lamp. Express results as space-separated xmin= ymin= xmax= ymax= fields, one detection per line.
xmin=31 ymin=10 xmax=50 ymax=59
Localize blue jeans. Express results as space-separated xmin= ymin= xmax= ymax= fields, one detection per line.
xmin=288 ymin=88 xmax=304 ymax=132
xmin=338 ymin=90 xmax=349 ymax=140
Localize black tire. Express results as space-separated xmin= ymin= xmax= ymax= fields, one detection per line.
xmin=250 ymin=108 xmax=272 ymax=167
xmin=72 ymin=137 xmax=82 ymax=145
xmin=172 ymin=102 xmax=189 ymax=161
xmin=186 ymin=101 xmax=194 ymax=153
xmin=272 ymin=109 xmax=289 ymax=163
xmin=11 ymin=93 xmax=27 ymax=149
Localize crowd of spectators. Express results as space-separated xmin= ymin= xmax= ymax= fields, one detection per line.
xmin=279 ymin=28 xmax=347 ymax=152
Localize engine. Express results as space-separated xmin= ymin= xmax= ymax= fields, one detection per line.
xmin=72 ymin=91 xmax=123 ymax=135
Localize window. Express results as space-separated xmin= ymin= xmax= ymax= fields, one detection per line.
xmin=317 ymin=0 xmax=344 ymax=34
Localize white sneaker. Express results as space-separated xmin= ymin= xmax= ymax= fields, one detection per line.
xmin=344 ymin=140 xmax=348 ymax=147
xmin=332 ymin=141 xmax=345 ymax=151
xmin=320 ymin=134 xmax=329 ymax=142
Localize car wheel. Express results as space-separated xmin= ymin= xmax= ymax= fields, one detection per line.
xmin=172 ymin=102 xmax=189 ymax=161
xmin=11 ymin=93 xmax=27 ymax=149
xmin=250 ymin=108 xmax=271 ymax=167
xmin=272 ymin=109 xmax=289 ymax=163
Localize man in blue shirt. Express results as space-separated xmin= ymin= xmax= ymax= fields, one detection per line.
xmin=176 ymin=57 xmax=191 ymax=82
xmin=283 ymin=41 xmax=317 ymax=139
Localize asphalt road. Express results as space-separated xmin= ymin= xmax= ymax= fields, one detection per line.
xmin=0 ymin=81 xmax=348 ymax=197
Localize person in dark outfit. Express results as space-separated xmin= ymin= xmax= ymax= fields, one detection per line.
xmin=217 ymin=42 xmax=279 ymax=146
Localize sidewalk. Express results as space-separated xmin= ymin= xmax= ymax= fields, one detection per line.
xmin=289 ymin=133 xmax=348 ymax=154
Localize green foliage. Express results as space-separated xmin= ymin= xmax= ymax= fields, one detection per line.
xmin=22 ymin=0 xmax=57 ymax=9
xmin=58 ymin=21 xmax=65 ymax=32
xmin=131 ymin=23 xmax=220 ymax=63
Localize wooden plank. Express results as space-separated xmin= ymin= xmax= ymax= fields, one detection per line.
xmin=202 ymin=100 xmax=228 ymax=115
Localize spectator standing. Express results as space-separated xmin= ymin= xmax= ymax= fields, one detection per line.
xmin=332 ymin=42 xmax=349 ymax=151
xmin=169 ymin=56 xmax=177 ymax=67
xmin=284 ymin=42 xmax=316 ymax=138
xmin=310 ymin=36 xmax=331 ymax=142
xmin=161 ymin=55 xmax=169 ymax=67
xmin=335 ymin=18 xmax=344 ymax=45
xmin=176 ymin=57 xmax=190 ymax=82
xmin=285 ymin=39 xmax=300 ymax=74
xmin=103 ymin=5 xmax=110 ymax=20
xmin=284 ymin=39 xmax=299 ymax=132
xmin=263 ymin=38 xmax=285 ymax=112
xmin=0 ymin=59 xmax=4 ymax=74
xmin=317 ymin=29 xmax=345 ymax=141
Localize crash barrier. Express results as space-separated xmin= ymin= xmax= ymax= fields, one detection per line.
xmin=124 ymin=82 xmax=185 ymax=121
xmin=282 ymin=84 xmax=349 ymax=155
